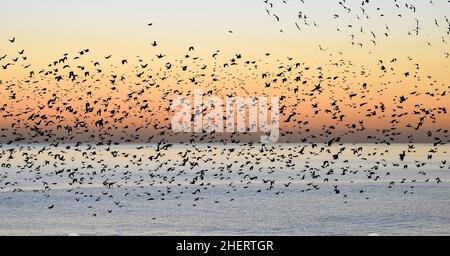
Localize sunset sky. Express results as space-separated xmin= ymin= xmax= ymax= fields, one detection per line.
xmin=0 ymin=0 xmax=449 ymax=143
xmin=1 ymin=0 xmax=449 ymax=68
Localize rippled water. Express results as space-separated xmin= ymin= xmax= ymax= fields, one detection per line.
xmin=0 ymin=143 xmax=449 ymax=235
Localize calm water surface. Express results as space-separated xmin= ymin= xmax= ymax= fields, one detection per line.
xmin=0 ymin=144 xmax=449 ymax=235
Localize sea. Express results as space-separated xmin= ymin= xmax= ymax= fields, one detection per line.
xmin=0 ymin=143 xmax=449 ymax=236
